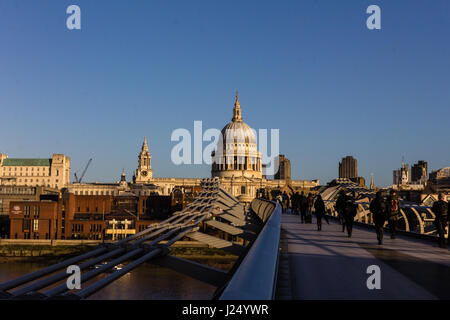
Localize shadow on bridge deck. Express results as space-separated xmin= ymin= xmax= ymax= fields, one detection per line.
xmin=277 ymin=214 xmax=450 ymax=300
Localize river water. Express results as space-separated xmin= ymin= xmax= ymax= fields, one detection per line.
xmin=0 ymin=260 xmax=217 ymax=299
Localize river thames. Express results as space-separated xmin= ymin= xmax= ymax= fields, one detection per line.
xmin=0 ymin=260 xmax=217 ymax=299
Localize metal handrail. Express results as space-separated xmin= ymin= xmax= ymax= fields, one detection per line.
xmin=322 ymin=199 xmax=440 ymax=238
xmin=323 ymin=199 xmax=432 ymax=210
xmin=219 ymin=199 xmax=281 ymax=300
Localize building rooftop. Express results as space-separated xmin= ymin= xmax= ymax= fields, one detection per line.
xmin=2 ymin=158 xmax=52 ymax=166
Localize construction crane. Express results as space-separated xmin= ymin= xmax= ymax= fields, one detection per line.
xmin=74 ymin=158 xmax=92 ymax=183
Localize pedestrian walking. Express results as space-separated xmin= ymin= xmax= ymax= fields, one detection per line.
xmin=314 ymin=194 xmax=326 ymax=231
xmin=282 ymin=191 xmax=288 ymax=214
xmin=387 ymin=190 xmax=400 ymax=239
xmin=292 ymin=192 xmax=300 ymax=216
xmin=432 ymin=193 xmax=449 ymax=248
xmin=335 ymin=190 xmax=347 ymax=232
xmin=370 ymin=191 xmax=388 ymax=245
xmin=342 ymin=192 xmax=357 ymax=237
xmin=306 ymin=193 xmax=314 ymax=223
xmin=299 ymin=192 xmax=308 ymax=223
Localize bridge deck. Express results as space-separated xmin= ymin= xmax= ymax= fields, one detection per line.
xmin=277 ymin=214 xmax=450 ymax=300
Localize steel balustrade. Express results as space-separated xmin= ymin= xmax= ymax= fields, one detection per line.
xmin=219 ymin=199 xmax=281 ymax=300
xmin=320 ymin=182 xmax=441 ymax=237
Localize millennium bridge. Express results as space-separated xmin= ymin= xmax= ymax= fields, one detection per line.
xmin=0 ymin=178 xmax=449 ymax=300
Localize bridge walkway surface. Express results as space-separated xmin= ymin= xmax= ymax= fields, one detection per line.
xmin=276 ymin=213 xmax=450 ymax=300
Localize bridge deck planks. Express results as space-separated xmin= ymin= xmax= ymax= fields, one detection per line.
xmin=279 ymin=213 xmax=450 ymax=300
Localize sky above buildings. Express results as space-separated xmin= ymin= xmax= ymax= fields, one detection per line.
xmin=0 ymin=0 xmax=449 ymax=187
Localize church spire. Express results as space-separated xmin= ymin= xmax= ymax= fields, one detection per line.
xmin=232 ymin=90 xmax=242 ymax=122
xmin=120 ymin=167 xmax=126 ymax=182
xmin=142 ymin=136 xmax=149 ymax=151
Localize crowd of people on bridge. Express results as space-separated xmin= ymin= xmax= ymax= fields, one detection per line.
xmin=272 ymin=189 xmax=449 ymax=248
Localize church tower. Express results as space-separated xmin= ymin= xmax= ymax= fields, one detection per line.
xmin=135 ymin=137 xmax=153 ymax=183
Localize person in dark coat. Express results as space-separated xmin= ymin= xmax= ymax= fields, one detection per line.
xmin=342 ymin=192 xmax=357 ymax=237
xmin=387 ymin=190 xmax=400 ymax=239
xmin=306 ymin=193 xmax=314 ymax=223
xmin=293 ymin=192 xmax=300 ymax=216
xmin=314 ymin=194 xmax=326 ymax=231
xmin=282 ymin=191 xmax=289 ymax=214
xmin=335 ymin=190 xmax=347 ymax=232
xmin=432 ymin=193 xmax=449 ymax=248
xmin=299 ymin=191 xmax=308 ymax=223
xmin=370 ymin=191 xmax=388 ymax=245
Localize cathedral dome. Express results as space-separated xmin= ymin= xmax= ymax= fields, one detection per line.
xmin=211 ymin=92 xmax=262 ymax=179
xmin=220 ymin=91 xmax=257 ymax=147
xmin=221 ymin=120 xmax=256 ymax=145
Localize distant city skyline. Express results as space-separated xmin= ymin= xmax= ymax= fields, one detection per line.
xmin=1 ymin=1 xmax=449 ymax=187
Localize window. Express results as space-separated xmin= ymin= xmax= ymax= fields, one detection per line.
xmin=33 ymin=206 xmax=40 ymax=218
xmin=241 ymin=186 xmax=246 ymax=194
xmin=23 ymin=219 xmax=30 ymax=231
xmin=24 ymin=206 xmax=30 ymax=217
xmin=33 ymin=219 xmax=39 ymax=231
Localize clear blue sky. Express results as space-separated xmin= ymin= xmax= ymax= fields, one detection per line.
xmin=0 ymin=0 xmax=449 ymax=187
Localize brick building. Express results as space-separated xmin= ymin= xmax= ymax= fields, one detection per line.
xmin=9 ymin=191 xmax=175 ymax=240
xmin=9 ymin=200 xmax=60 ymax=240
